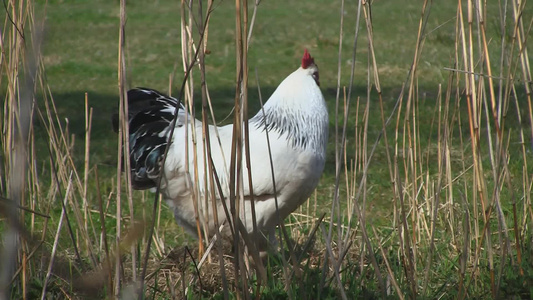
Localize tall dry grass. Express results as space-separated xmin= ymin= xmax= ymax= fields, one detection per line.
xmin=1 ymin=0 xmax=532 ymax=299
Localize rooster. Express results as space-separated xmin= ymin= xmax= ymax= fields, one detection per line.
xmin=116 ymin=49 xmax=328 ymax=250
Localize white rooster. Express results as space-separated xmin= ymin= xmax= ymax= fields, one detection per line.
xmin=117 ymin=49 xmax=328 ymax=250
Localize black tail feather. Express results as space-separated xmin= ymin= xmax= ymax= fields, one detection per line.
xmin=113 ymin=88 xmax=180 ymax=189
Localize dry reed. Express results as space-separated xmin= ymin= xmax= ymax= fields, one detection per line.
xmin=1 ymin=0 xmax=532 ymax=299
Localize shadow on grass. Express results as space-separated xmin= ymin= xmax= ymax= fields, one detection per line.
xmin=34 ymin=84 xmax=531 ymax=184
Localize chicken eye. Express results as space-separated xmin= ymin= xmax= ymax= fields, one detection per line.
xmin=312 ymin=71 xmax=320 ymax=86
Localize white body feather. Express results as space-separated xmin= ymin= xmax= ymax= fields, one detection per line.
xmin=153 ymin=57 xmax=328 ymax=247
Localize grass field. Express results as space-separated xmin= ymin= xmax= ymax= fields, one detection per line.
xmin=2 ymin=0 xmax=533 ymax=298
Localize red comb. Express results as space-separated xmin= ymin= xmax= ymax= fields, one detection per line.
xmin=301 ymin=49 xmax=315 ymax=69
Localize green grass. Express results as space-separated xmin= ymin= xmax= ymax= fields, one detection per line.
xmin=36 ymin=0 xmax=465 ymax=211
xmin=3 ymin=0 xmax=533 ymax=298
